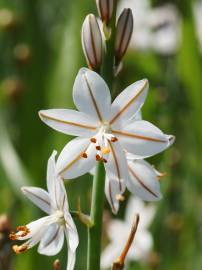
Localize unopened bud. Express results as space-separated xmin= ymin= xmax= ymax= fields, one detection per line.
xmin=82 ymin=14 xmax=103 ymax=70
xmin=96 ymin=0 xmax=114 ymax=24
xmin=115 ymin=8 xmax=133 ymax=65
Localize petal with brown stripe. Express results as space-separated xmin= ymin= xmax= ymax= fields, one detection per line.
xmin=73 ymin=68 xmax=111 ymax=122
xmin=56 ymin=137 xmax=97 ymax=180
xmin=110 ymin=79 xmax=148 ymax=128
xmin=39 ymin=109 xmax=97 ymax=137
xmin=112 ymin=120 xmax=175 ymax=158
xmin=127 ymin=159 xmax=162 ymax=201
xmin=38 ymin=224 xmax=64 ymax=256
xmin=21 ymin=187 xmax=51 ymax=214
xmin=104 ymin=140 xmax=128 ymax=192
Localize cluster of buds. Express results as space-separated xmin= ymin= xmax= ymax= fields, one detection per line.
xmin=81 ymin=0 xmax=133 ymax=72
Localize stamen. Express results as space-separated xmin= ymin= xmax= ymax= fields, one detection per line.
xmin=9 ymin=232 xmax=17 ymax=240
xmin=96 ymin=145 xmax=101 ymax=150
xmin=12 ymin=244 xmax=28 ymax=254
xmin=96 ymin=154 xmax=101 ymax=161
xmin=81 ymin=152 xmax=88 ymax=158
xmin=111 ymin=137 xmax=118 ymax=142
xmin=102 ymin=158 xmax=107 ymax=163
xmin=116 ymin=194 xmax=125 ymax=201
xmin=101 ymin=147 xmax=110 ymax=155
xmin=90 ymin=138 xmax=97 ymax=143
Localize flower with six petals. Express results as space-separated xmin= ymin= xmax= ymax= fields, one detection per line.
xmin=39 ymin=68 xmax=174 ymax=201
xmin=9 ymin=151 xmax=79 ymax=270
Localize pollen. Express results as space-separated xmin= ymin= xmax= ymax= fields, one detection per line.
xmin=96 ymin=145 xmax=101 ymax=150
xmin=12 ymin=244 xmax=28 ymax=254
xmin=101 ymin=147 xmax=110 ymax=155
xmin=81 ymin=152 xmax=88 ymax=158
xmin=116 ymin=194 xmax=125 ymax=201
xmin=90 ymin=138 xmax=97 ymax=143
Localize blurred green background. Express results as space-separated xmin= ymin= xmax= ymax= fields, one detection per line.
xmin=0 ymin=0 xmax=202 ymax=269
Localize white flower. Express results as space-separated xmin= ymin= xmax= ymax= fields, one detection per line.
xmin=10 ymin=151 xmax=79 ymax=270
xmin=118 ymin=0 xmax=181 ymax=55
xmin=39 ymin=68 xmax=174 ymax=196
xmin=101 ymin=197 xmax=155 ymax=269
xmin=105 ymin=156 xmax=163 ymax=214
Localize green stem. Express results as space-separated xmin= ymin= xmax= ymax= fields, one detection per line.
xmin=87 ymin=162 xmax=105 ymax=270
xmin=87 ymin=2 xmax=118 ymax=270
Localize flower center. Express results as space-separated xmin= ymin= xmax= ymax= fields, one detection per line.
xmin=81 ymin=121 xmax=118 ymax=163
xmin=54 ymin=210 xmax=65 ymax=226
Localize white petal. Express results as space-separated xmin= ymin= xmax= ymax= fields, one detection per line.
xmin=113 ymin=120 xmax=175 ymax=158
xmin=17 ymin=216 xmax=50 ymax=241
xmin=47 ymin=151 xmax=66 ymax=210
xmin=38 ymin=224 xmax=64 ymax=256
xmin=105 ymin=177 xmax=124 ymax=214
xmin=110 ymin=79 xmax=148 ymax=128
xmin=66 ymin=248 xmax=76 ymax=270
xmin=104 ymin=140 xmax=128 ymax=193
xmin=56 ymin=137 xmax=96 ymax=179
xmin=73 ymin=68 xmax=111 ymax=122
xmin=21 ymin=186 xmax=51 ymax=214
xmin=39 ymin=109 xmax=97 ymax=137
xmin=127 ymin=159 xmax=162 ymax=201
xmin=64 ymin=212 xmax=79 ymax=252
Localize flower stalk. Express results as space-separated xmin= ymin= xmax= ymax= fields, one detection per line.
xmin=87 ymin=2 xmax=118 ymax=269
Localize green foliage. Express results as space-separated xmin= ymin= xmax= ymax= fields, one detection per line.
xmin=0 ymin=0 xmax=202 ymax=269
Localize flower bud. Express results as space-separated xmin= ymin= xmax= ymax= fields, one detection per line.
xmin=115 ymin=8 xmax=133 ymax=65
xmin=81 ymin=14 xmax=103 ymax=70
xmin=96 ymin=0 xmax=114 ymax=24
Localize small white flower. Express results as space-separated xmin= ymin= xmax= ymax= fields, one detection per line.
xmin=101 ymin=197 xmax=155 ymax=269
xmin=10 ymin=151 xmax=79 ymax=270
xmin=39 ymin=68 xmax=174 ymax=196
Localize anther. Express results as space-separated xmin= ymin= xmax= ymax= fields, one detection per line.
xmin=96 ymin=145 xmax=101 ymax=150
xmin=116 ymin=194 xmax=125 ymax=202
xmin=96 ymin=154 xmax=101 ymax=161
xmin=9 ymin=232 xmax=17 ymax=240
xmin=12 ymin=244 xmax=28 ymax=254
xmin=90 ymin=138 xmax=97 ymax=143
xmin=111 ymin=137 xmax=118 ymax=142
xmin=102 ymin=147 xmax=110 ymax=155
xmin=81 ymin=152 xmax=88 ymax=158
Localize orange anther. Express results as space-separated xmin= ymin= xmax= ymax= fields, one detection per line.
xmin=111 ymin=137 xmax=118 ymax=142
xmin=96 ymin=145 xmax=101 ymax=150
xmin=81 ymin=152 xmax=88 ymax=158
xmin=90 ymin=138 xmax=97 ymax=143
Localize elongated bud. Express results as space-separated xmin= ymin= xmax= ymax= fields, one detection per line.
xmin=115 ymin=8 xmax=133 ymax=65
xmin=96 ymin=0 xmax=114 ymax=24
xmin=82 ymin=14 xmax=103 ymax=70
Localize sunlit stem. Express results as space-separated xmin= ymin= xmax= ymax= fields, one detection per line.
xmin=87 ymin=2 xmax=118 ymax=269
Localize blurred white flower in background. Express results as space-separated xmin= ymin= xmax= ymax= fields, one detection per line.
xmin=118 ymin=0 xmax=181 ymax=55
xmin=101 ymin=197 xmax=156 ymax=269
